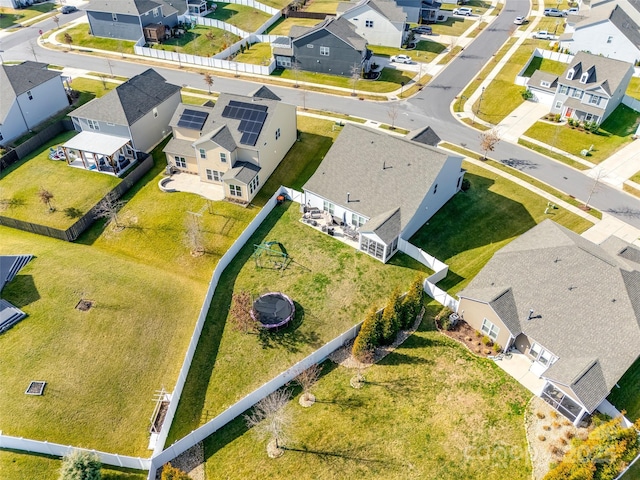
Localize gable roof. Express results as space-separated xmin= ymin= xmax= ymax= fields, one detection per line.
xmin=250 ymin=86 xmax=281 ymax=101
xmin=303 ymin=123 xmax=458 ymax=239
xmin=71 ymin=69 xmax=180 ymax=126
xmin=458 ymin=220 xmax=640 ymax=411
xmin=528 ymin=70 xmax=558 ymax=92
xmin=292 ymin=16 xmax=368 ymax=51
xmin=408 ymin=125 xmax=441 ymax=147
xmin=575 ymin=4 xmax=640 ymax=49
xmin=559 ymin=51 xmax=632 ymax=96
xmin=0 ymin=63 xmax=62 ymax=124
xmin=86 ymin=0 xmax=162 ymax=15
xmin=0 ymin=255 xmax=33 ymax=334
xmin=339 ymin=0 xmax=406 ymax=22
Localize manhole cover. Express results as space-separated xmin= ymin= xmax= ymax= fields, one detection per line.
xmin=25 ymin=381 xmax=46 ymax=395
xmin=75 ymin=299 xmax=93 ymax=311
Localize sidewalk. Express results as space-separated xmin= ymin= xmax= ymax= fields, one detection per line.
xmin=585 ymin=140 xmax=640 ymax=188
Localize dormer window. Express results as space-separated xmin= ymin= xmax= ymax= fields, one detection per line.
xmin=541 ymin=80 xmax=551 ymax=88
xmin=580 ymin=73 xmax=588 ymax=83
xmin=566 ymin=68 xmax=575 ymax=80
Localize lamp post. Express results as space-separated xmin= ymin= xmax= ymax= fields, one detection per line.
xmin=472 ymin=86 xmax=485 ymax=124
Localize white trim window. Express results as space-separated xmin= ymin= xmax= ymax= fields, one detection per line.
xmin=541 ymin=80 xmax=551 ymax=88
xmin=320 ymin=46 xmax=330 ymax=56
xmin=307 ymin=44 xmax=314 ymax=48
xmin=360 ymin=236 xmax=384 ymax=260
xmin=275 ymin=128 xmax=280 ymax=140
xmin=229 ymin=184 xmax=242 ymax=197
xmin=559 ymin=85 xmax=568 ymax=95
xmin=365 ymin=20 xmax=374 ymax=28
xmin=87 ymin=119 xmax=100 ymax=131
xmin=249 ymin=175 xmax=260 ymax=194
xmin=175 ymin=156 xmax=187 ymax=168
xmin=153 ymin=7 xmax=160 ymax=17
xmin=27 ymin=90 xmax=33 ymax=100
xmin=555 ymin=101 xmax=563 ymax=109
xmin=481 ymin=318 xmax=499 ymax=341
xmin=277 ymin=57 xmax=291 ymax=68
xmin=351 ymin=213 xmax=365 ymax=227
xmin=153 ymin=107 xmax=158 ymax=118
xmin=220 ymin=152 xmax=227 ymax=163
xmin=199 ymin=148 xmax=206 ymax=159
xmin=530 ymin=343 xmax=555 ymax=365
xmin=206 ymin=169 xmax=221 ymax=181
xmin=322 ymin=200 xmax=335 ymax=215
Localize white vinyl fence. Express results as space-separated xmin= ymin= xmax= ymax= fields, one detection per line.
xmin=515 ymin=48 xmax=573 ymax=85
xmin=0 ymin=435 xmax=150 ymax=470
xmin=614 ymin=448 xmax=640 ymax=480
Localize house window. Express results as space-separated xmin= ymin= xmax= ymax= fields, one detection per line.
xmin=153 ymin=107 xmax=158 ymax=118
xmin=589 ymin=95 xmax=599 ymax=105
xmin=566 ymin=69 xmax=574 ymax=80
xmin=607 ymin=35 xmax=613 ymax=43
xmin=456 ymin=177 xmax=461 ymax=189
xmin=27 ymin=90 xmax=33 ymax=100
xmin=87 ymin=119 xmax=100 ymax=130
xmin=481 ymin=318 xmax=499 ymax=341
xmin=572 ymin=89 xmax=582 ymax=99
xmin=229 ymin=184 xmax=242 ymax=197
xmin=275 ymin=128 xmax=281 ymax=140
xmin=199 ymin=148 xmax=206 ymax=159
xmin=322 ymin=200 xmax=335 ymax=215
xmin=433 ymin=183 xmax=438 ymax=194
xmin=555 ymin=101 xmax=563 ymax=109
xmin=276 ymin=57 xmax=291 ymax=68
xmin=530 ymin=343 xmax=555 ymax=366
xmin=112 ymin=13 xmax=118 ymax=21
xmin=206 ymin=169 xmax=221 ymax=181
xmin=365 ymin=20 xmax=374 ymax=27
xmin=175 ymin=156 xmax=187 ymax=168
xmin=351 ymin=213 xmax=365 ymax=227
xmin=360 ymin=236 xmax=384 ymax=259
xmin=249 ymin=175 xmax=260 ymax=194
xmin=541 ymin=80 xmax=551 ymax=88
xmin=559 ymin=85 xmax=568 ymax=94
xmin=320 ymin=46 xmax=330 ymax=56
xmin=219 ymin=152 xmax=227 ymax=163
xmin=154 ymin=7 xmax=160 ymax=16
xmin=307 ymin=44 xmax=314 ymax=48
xmin=580 ymin=73 xmax=588 ymax=84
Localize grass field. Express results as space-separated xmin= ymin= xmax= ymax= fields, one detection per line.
xmin=232 ymin=42 xmax=272 ymax=65
xmin=522 ymin=105 xmax=640 ymax=164
xmin=255 ymin=0 xmax=290 ymax=10
xmin=429 ymin=17 xmax=472 ymax=37
xmin=153 ymin=25 xmax=240 ymax=56
xmin=622 ymin=460 xmax=640 ymax=479
xmin=369 ymin=40 xmax=446 ymax=63
xmin=0 ymin=131 xmax=121 ymax=230
xmin=207 ymin=3 xmax=271 ymax=32
xmin=56 ymin=25 xmax=136 ymax=53
xmin=266 ymin=17 xmax=319 ymax=35
xmin=608 ymin=357 xmax=640 ymax=422
xmin=201 ymin=302 xmax=533 ymax=479
xmin=273 ymin=67 xmax=412 ymax=93
xmin=626 ymin=77 xmax=640 ymax=101
xmin=409 ymin=162 xmax=593 ymax=293
xmin=0 ymin=3 xmax=56 ymax=28
xmin=517 ymin=138 xmax=589 ymax=171
xmin=304 ymin=0 xmax=340 ymax=14
xmin=521 ymin=56 xmax=567 ymax=77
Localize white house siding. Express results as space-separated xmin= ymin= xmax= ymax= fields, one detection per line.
xmin=604 ymin=66 xmax=634 ymax=118
xmin=0 ymin=0 xmax=19 ymax=7
xmin=251 ymin=103 xmax=297 ymax=182
xmin=198 ymin=144 xmax=236 ymax=181
xmin=340 ymin=7 xmax=404 ymax=47
xmin=129 ymin=90 xmax=181 ymax=152
xmin=563 ymin=22 xmax=640 ymax=64
xmin=0 ymin=101 xmax=28 ymax=145
xmin=304 ymin=192 xmax=361 ymax=225
xmin=402 ymin=157 xmax=464 ymax=239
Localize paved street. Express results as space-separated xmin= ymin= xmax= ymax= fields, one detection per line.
xmin=3 ymin=0 xmax=640 ymax=228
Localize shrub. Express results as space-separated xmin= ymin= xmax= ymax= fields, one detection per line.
xmin=550 ymin=410 xmax=559 ymax=419
xmin=554 ymin=113 xmax=561 ymax=123
xmin=475 ymin=330 xmax=482 ymax=338
xmin=460 ymin=178 xmax=471 ymax=192
xmin=481 ymin=335 xmax=492 ymax=346
xmin=521 ymin=88 xmax=533 ymax=100
xmin=59 ymin=450 xmax=101 ymax=480
xmin=493 ymin=343 xmax=502 ymax=353
xmin=162 ymin=463 xmax=191 ymax=480
xmin=536 ymin=411 xmax=546 ymax=419
xmin=401 ymin=276 xmax=424 ymax=328
xmin=380 ymin=288 xmax=402 ymax=344
xmin=543 ymin=425 xmax=551 ymax=431
xmin=352 ymin=307 xmax=379 ymax=359
xmin=538 ymin=435 xmax=546 ymax=442
xmin=552 ymin=421 xmax=561 ymax=429
xmin=564 ymin=430 xmax=575 ymax=440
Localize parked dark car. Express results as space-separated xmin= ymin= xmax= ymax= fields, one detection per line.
xmin=412 ymin=26 xmax=432 ymax=35
xmin=60 ymin=5 xmax=78 ymax=14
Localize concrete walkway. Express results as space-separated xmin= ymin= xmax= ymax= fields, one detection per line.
xmin=585 ymin=140 xmax=640 ymax=188
xmin=496 ymin=102 xmax=549 ymax=142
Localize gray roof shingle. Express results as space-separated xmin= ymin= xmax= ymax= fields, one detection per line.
xmin=72 ymin=69 xmax=180 ymax=126
xmin=292 ymin=16 xmax=368 ymax=51
xmin=408 ymin=126 xmax=441 ymax=147
xmin=339 ymin=0 xmax=406 ymax=22
xmin=251 ymin=86 xmax=281 ymax=101
xmin=87 ymin=0 xmax=161 ymax=15
xmin=222 ymin=161 xmax=260 ymax=184
xmin=558 ymin=51 xmax=633 ymax=96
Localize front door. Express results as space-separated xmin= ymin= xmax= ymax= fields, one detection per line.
xmin=564 ymin=107 xmax=573 ymax=118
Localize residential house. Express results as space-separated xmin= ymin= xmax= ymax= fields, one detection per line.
xmin=336 ymin=0 xmax=408 ymax=48
xmin=86 ymin=0 xmax=184 ymax=42
xmin=0 ymin=0 xmax=21 ymax=8
xmin=457 ymin=220 xmax=640 ymax=425
xmin=163 ymin=86 xmax=297 ymax=203
xmin=560 ymin=2 xmax=640 ymax=64
xmin=0 ymin=255 xmax=33 ymax=334
xmin=302 ymin=124 xmax=465 ymax=262
xmin=272 ymin=16 xmax=372 ymax=76
xmin=65 ymin=69 xmax=180 ymax=174
xmin=394 ymin=0 xmax=441 ymax=24
xmin=0 ymin=62 xmax=69 ymax=146
xmin=549 ymin=52 xmax=633 ymax=124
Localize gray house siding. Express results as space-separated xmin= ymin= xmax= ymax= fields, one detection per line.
xmin=71 ymin=117 xmax=131 ymax=139
xmin=293 ymin=30 xmax=364 ymax=76
xmin=139 ymin=9 xmax=179 ymax=27
xmin=88 ymin=11 xmax=143 ymax=41
xmin=128 ymin=90 xmax=181 ymax=151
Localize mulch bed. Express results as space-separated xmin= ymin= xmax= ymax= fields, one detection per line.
xmin=436 ymin=319 xmax=497 ymax=358
xmin=75 ymin=299 xmax=93 ymax=311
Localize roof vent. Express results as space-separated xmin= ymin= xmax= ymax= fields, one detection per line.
xmin=347 ymin=192 xmax=350 ymax=203
xmin=527 ymin=309 xmax=534 ymax=320
xmin=568 ymin=286 xmax=576 ymax=291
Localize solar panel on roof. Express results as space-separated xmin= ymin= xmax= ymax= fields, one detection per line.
xmin=177 ymin=108 xmax=209 ymax=130
xmin=221 ymin=100 xmax=269 ymax=146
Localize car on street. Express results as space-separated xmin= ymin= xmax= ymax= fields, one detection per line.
xmin=390 ymin=54 xmax=412 ymax=64
xmin=532 ymin=30 xmax=554 ymax=40
xmin=513 ymin=16 xmax=528 ymax=25
xmin=453 ymin=7 xmax=473 ymax=15
xmin=544 ymin=8 xmax=565 ymax=16
xmin=60 ymin=5 xmax=78 ymax=13
xmin=412 ymin=26 xmax=432 ymax=35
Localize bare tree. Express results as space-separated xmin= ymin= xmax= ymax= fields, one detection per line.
xmin=203 ymin=72 xmax=214 ymax=94
xmin=300 ymin=87 xmax=307 ymax=111
xmin=244 ymin=389 xmax=292 ymax=457
xmin=184 ymin=214 xmax=205 ymax=256
xmin=295 ymin=363 xmax=321 ymax=406
xmin=38 ymin=188 xmax=54 ymax=212
xmin=230 ymin=291 xmax=258 ymax=333
xmin=28 ymin=41 xmax=38 ymax=61
xmin=291 ymin=60 xmax=301 ymax=88
xmin=52 ymin=14 xmax=60 ymax=29
xmin=387 ymin=103 xmax=399 ymax=130
xmin=290 ymin=0 xmax=304 ymax=10
xmin=479 ymin=128 xmax=500 ymax=160
xmin=98 ymin=73 xmax=108 ymax=88
xmin=350 ymin=63 xmax=360 ymax=96
xmin=204 ymin=30 xmax=216 ymax=51
xmin=63 ymin=33 xmax=73 ymax=51
xmin=95 ymin=191 xmax=124 ymax=229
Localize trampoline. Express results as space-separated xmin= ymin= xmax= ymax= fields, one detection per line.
xmin=251 ymin=292 xmax=295 ymax=330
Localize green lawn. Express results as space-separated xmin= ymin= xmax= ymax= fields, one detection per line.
xmin=621 ymin=460 xmax=640 ymax=479
xmin=166 ymin=202 xmax=431 ymax=446
xmin=265 ymin=16 xmax=319 ymax=35
xmin=153 ymin=25 xmax=240 ymax=56
xmin=207 ymin=3 xmax=271 ymax=32
xmin=441 ymin=0 xmax=492 ymax=16
xmin=0 ymin=3 xmax=56 ymax=28
xmin=273 ymin=67 xmax=412 ymax=93
xmin=429 ymin=17 xmax=472 ymax=37
xmin=0 ymin=131 xmax=121 ymax=230
xmin=304 ymin=0 xmax=340 ymax=14
xmin=517 ymin=138 xmax=589 ymax=171
xmin=232 ymin=42 xmax=272 ymax=65
xmin=521 ymin=56 xmax=567 ymax=77
xmin=630 ymin=170 xmax=640 ymax=184
xmin=202 ymin=302 xmax=532 ymax=479
xmin=626 ymin=77 xmax=640 ymax=101
xmin=255 ymin=0 xmax=290 ymax=9
xmin=55 ymin=25 xmax=136 ymax=53
xmin=522 ymin=104 xmax=640 ymax=164
xmin=608 ymin=357 xmax=640 ymax=422
xmin=369 ymin=40 xmax=446 ymax=63
xmin=410 ymin=162 xmax=592 ymax=294
xmin=0 ymin=450 xmax=146 ymax=480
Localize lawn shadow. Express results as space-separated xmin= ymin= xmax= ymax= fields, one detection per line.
xmin=2 ymin=275 xmax=40 ymax=308
xmin=283 ymin=444 xmax=404 ymax=469
xmin=362 ymin=375 xmax=420 ymax=396
xmin=257 ymin=302 xmax=324 ymax=352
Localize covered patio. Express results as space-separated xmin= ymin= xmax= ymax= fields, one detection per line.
xmin=62 ymin=132 xmax=136 ymax=177
xmin=491 ymin=351 xmax=546 ymax=396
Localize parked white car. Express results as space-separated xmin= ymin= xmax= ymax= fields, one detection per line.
xmin=513 ymin=16 xmax=528 ymax=25
xmin=390 ymin=54 xmax=412 ymax=64
xmin=532 ymin=30 xmax=554 ymax=40
xmin=544 ymin=8 xmax=565 ymax=17
xmin=563 ymin=7 xmax=579 ymax=14
xmin=453 ymin=6 xmax=473 ymax=15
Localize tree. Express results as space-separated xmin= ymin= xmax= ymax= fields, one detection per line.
xmin=401 ymin=276 xmax=424 ymax=328
xmin=230 ymin=291 xmax=258 ymax=333
xmin=59 ymin=450 xmax=102 ymax=480
xmin=52 ymin=14 xmax=60 ymax=29
xmin=244 ymin=388 xmax=292 ymax=457
xmin=203 ymin=72 xmax=214 ymax=94
xmin=184 ymin=214 xmax=204 ymax=256
xmin=300 ymin=86 xmax=307 ymax=111
xmin=290 ymin=0 xmax=304 ymax=10
xmin=380 ymin=288 xmax=402 ymax=344
xmin=291 ymin=60 xmax=301 ymax=88
xmin=479 ymin=128 xmax=500 ymax=160
xmin=94 ymin=191 xmax=124 ymax=230
xmin=387 ymin=103 xmax=399 ymax=130
xmin=38 ymin=188 xmax=54 ymax=212
xmin=63 ymin=33 xmax=73 ymax=50
xmin=350 ymin=63 xmax=360 ymax=96
xmin=295 ymin=363 xmax=321 ymax=406
xmin=352 ymin=307 xmax=380 ymax=360
xmin=161 ymin=463 xmax=190 ymax=480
